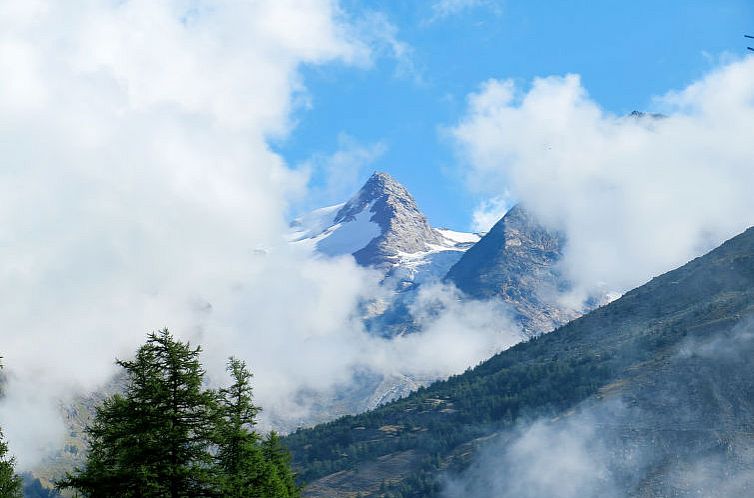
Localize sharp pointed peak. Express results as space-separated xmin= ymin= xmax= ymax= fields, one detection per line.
xmin=335 ymin=171 xmax=416 ymax=225
xmin=360 ymin=171 xmax=404 ymax=191
xmin=329 ymin=170 xmax=445 ymax=260
xmin=344 ymin=171 xmax=412 ymax=206
xmin=368 ymin=170 xmax=394 ymax=181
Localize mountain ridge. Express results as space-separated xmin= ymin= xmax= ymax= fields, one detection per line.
xmin=285 ymin=225 xmax=754 ymax=497
xmin=290 ymin=172 xmax=479 ymax=284
xmin=445 ymin=203 xmax=581 ymax=336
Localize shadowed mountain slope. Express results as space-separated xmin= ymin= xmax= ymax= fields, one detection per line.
xmin=285 ymin=225 xmax=754 ymax=497
xmin=444 ymin=204 xmax=579 ymax=336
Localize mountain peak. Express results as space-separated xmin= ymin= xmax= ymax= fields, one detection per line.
xmin=333 ymin=171 xmax=414 ymax=226
xmin=291 ymin=172 xmax=479 ymax=277
xmin=444 ymin=204 xmax=577 ymax=335
xmin=336 ymin=172 xmax=445 ymax=268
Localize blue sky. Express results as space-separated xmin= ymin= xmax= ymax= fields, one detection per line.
xmin=278 ymin=0 xmax=753 ymax=231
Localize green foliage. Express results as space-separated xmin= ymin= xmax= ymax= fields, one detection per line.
xmin=0 ymin=430 xmax=21 ymax=498
xmin=216 ymin=358 xmax=300 ymax=498
xmin=58 ymin=329 xmax=217 ymax=497
xmin=0 ymin=358 xmax=22 ymax=498
xmin=260 ymin=433 xmax=299 ymax=498
xmin=58 ymin=329 xmax=299 ymax=498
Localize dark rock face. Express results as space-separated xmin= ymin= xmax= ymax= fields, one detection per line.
xmin=335 ymin=172 xmax=445 ymax=268
xmin=445 ymin=204 xmax=578 ymax=336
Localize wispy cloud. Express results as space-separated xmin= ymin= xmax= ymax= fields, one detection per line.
xmin=451 ymin=57 xmax=754 ymax=300
xmin=427 ymin=0 xmax=502 ymax=23
xmin=470 ymin=194 xmax=513 ymax=232
xmin=346 ymin=10 xmax=423 ymax=83
xmin=443 ymin=319 xmax=754 ymax=497
xmin=296 ymin=134 xmax=387 ymax=210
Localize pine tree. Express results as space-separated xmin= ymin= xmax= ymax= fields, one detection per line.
xmin=261 ymin=432 xmax=299 ymax=498
xmin=216 ymin=357 xmax=266 ymax=497
xmin=0 ymin=429 xmax=21 ymax=498
xmin=215 ymin=358 xmax=301 ymax=498
xmin=0 ymin=358 xmax=22 ymax=498
xmin=58 ymin=329 xmax=219 ymax=498
xmin=58 ymin=330 xmax=302 ymax=498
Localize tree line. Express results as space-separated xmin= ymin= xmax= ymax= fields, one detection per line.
xmin=0 ymin=328 xmax=301 ymax=498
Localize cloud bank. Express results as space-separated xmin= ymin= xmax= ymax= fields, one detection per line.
xmin=0 ymin=0 xmax=521 ymax=470
xmin=452 ymin=57 xmax=754 ymax=299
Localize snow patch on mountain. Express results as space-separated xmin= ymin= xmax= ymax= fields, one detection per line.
xmin=290 ymin=201 xmax=382 ymax=257
xmin=289 ymin=203 xmax=343 ymax=241
xmin=290 ymin=173 xmax=480 ymax=285
xmin=436 ymin=229 xmax=481 ymax=245
xmin=317 ymin=206 xmax=382 ymax=256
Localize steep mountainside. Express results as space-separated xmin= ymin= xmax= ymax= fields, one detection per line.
xmin=293 ymin=177 xmax=587 ymax=341
xmin=284 ymin=225 xmax=754 ymax=497
xmin=291 ymin=172 xmax=479 ymax=286
xmin=445 ymin=204 xmax=580 ymax=336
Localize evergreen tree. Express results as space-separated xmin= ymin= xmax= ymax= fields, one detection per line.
xmin=58 ymin=329 xmax=302 ymax=498
xmin=215 ymin=358 xmax=300 ymax=498
xmin=260 ymin=432 xmax=299 ymax=498
xmin=0 ymin=429 xmax=21 ymax=498
xmin=58 ymin=329 xmax=219 ymax=498
xmin=0 ymin=358 xmax=22 ymax=498
xmin=216 ymin=357 xmax=265 ymax=497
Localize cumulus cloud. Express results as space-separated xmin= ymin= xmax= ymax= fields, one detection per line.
xmin=0 ymin=0 xmax=364 ymax=468
xmin=470 ymin=194 xmax=512 ymax=232
xmin=200 ymin=276 xmax=523 ymax=429
xmin=451 ymin=57 xmax=754 ymax=300
xmin=378 ymin=283 xmax=521 ymax=379
xmin=0 ymin=0 xmax=524 ymax=471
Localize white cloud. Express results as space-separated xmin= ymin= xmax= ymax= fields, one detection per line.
xmin=379 ymin=283 xmax=521 ymax=379
xmin=470 ymin=194 xmax=513 ymax=232
xmin=353 ymin=10 xmax=421 ymax=82
xmin=444 ymin=414 xmax=618 ymax=498
xmin=0 ymin=0 xmax=520 ymax=471
xmin=451 ymin=58 xmax=754 ymax=299
xmin=0 ymin=0 xmax=363 ymax=469
xmin=296 ymin=134 xmax=387 ymax=209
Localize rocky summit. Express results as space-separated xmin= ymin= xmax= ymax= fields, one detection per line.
xmin=332 ymin=172 xmax=445 ymax=268
xmin=445 ymin=204 xmax=582 ymax=336
xmin=291 ymin=172 xmax=479 ymax=286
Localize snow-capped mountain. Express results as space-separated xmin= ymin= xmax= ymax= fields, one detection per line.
xmin=291 ymin=172 xmax=479 ymax=287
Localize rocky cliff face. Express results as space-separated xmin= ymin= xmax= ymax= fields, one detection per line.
xmin=332 ymin=172 xmax=446 ymax=268
xmin=444 ymin=204 xmax=581 ymax=336
xmin=291 ymin=172 xmax=479 ymax=286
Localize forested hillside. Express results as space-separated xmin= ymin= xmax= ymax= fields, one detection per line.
xmin=285 ymin=226 xmax=754 ymax=497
